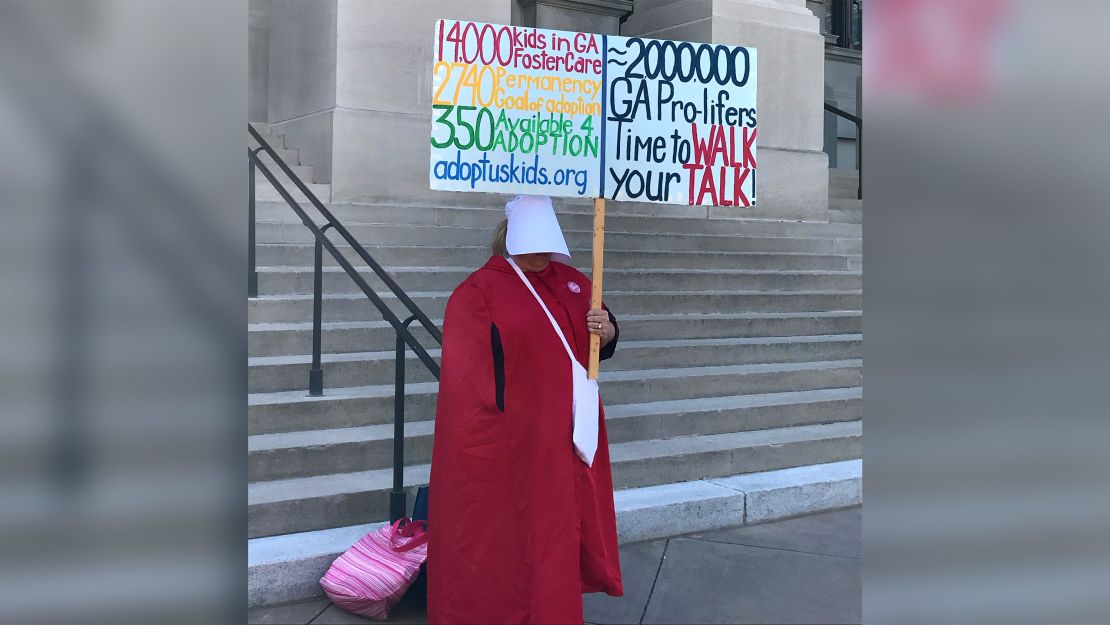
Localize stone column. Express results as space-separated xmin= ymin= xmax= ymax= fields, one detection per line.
xmin=267 ymin=0 xmax=337 ymax=181
xmin=248 ymin=0 xmax=270 ymax=122
xmin=512 ymin=0 xmax=632 ymax=215
xmin=267 ymin=0 xmax=513 ymax=204
xmin=330 ymin=0 xmax=512 ymax=204
xmin=622 ymin=0 xmax=830 ymax=220
xmin=824 ymin=85 xmax=838 ymax=168
xmin=516 ymin=0 xmax=633 ymax=35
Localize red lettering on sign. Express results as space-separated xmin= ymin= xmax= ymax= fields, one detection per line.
xmin=743 ymin=127 xmax=757 ymax=169
xmin=733 ymin=167 xmax=751 ymax=207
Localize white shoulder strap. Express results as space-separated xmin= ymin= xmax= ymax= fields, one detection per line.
xmin=506 ymin=257 xmax=577 ymax=363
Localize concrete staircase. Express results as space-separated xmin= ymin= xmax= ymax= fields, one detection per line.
xmin=828 ymin=168 xmax=862 ymax=224
xmin=250 ymin=124 xmax=332 ymax=203
xmin=247 ymin=124 xmax=863 ymax=607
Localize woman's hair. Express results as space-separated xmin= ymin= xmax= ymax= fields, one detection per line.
xmin=491 ymin=218 xmax=508 ymax=257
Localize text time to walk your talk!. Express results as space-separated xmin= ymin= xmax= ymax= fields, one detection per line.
xmin=608 ymin=87 xmax=758 ymax=206
xmin=609 ymin=122 xmax=757 ymax=206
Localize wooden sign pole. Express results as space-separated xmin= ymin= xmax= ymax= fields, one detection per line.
xmin=588 ymin=197 xmax=606 ymax=380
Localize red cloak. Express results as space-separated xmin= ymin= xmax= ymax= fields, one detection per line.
xmin=427 ymin=255 xmax=623 ymax=624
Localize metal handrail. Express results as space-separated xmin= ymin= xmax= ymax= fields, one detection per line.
xmin=249 ymin=124 xmax=443 ymax=344
xmin=392 ymin=314 xmax=422 ymax=524
xmin=824 ymin=102 xmax=862 ymax=199
xmin=248 ymin=126 xmax=441 ymax=521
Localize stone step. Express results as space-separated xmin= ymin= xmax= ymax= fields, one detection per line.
xmin=249 ymin=289 xmax=862 ymax=323
xmin=254 ymin=222 xmax=860 ymax=255
xmin=605 ymin=386 xmax=860 ymax=446
xmin=248 ymin=334 xmax=862 ymax=392
xmin=255 ymin=244 xmax=853 ymax=271
xmin=830 ymin=198 xmax=862 ymax=210
xmin=837 ymin=237 xmax=860 ymax=254
xmin=248 ymin=459 xmax=862 ymax=607
xmin=251 ymin=201 xmax=862 ymax=238
xmin=248 ymin=311 xmax=862 ymax=358
xmin=252 ymin=163 xmax=316 ymax=187
xmin=829 ymin=198 xmax=862 ymax=224
xmin=829 ymin=177 xmax=859 ymax=190
xmin=254 ymin=265 xmax=864 ymax=296
xmin=251 ymin=132 xmax=285 ymax=149
xmin=828 ymin=171 xmax=861 ymax=200
xmin=829 ymin=188 xmax=860 ymax=201
xmin=828 ymin=168 xmax=860 ymax=181
xmin=613 ymin=459 xmax=862 ymax=541
xmin=247 ymin=420 xmax=861 ymax=537
xmin=248 ymin=386 xmax=860 ymax=481
xmin=830 ymin=211 xmax=861 ymax=224
xmin=254 ymin=148 xmax=300 ymax=168
xmin=248 ymin=359 xmax=862 ymax=435
xmin=255 ymin=182 xmax=331 ymax=203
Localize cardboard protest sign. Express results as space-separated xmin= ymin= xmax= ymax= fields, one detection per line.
xmin=429 ymin=21 xmax=758 ymax=376
xmin=603 ymin=36 xmax=757 ymax=206
xmin=430 ymin=20 xmax=604 ymax=197
xmin=429 ymin=20 xmax=758 ymax=207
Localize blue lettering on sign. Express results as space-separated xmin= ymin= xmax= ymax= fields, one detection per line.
xmin=431 ymin=151 xmax=590 ymax=194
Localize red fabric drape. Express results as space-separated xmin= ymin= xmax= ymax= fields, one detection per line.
xmin=428 ymin=256 xmax=622 ymax=624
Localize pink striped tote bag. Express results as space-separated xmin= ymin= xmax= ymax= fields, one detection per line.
xmin=320 ymin=518 xmax=429 ymax=620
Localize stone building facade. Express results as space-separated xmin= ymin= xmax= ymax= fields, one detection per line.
xmin=249 ymin=0 xmax=842 ymax=219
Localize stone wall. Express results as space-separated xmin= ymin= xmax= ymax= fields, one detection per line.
xmin=623 ymin=0 xmax=829 ymax=220
xmin=267 ymin=0 xmax=338 ymax=180
xmin=328 ymin=0 xmax=510 ymax=204
xmin=517 ymin=0 xmax=632 ymax=35
xmin=248 ymin=0 xmax=270 ymax=122
xmin=825 ymin=54 xmax=861 ymax=168
xmin=256 ymin=0 xmax=829 ymax=219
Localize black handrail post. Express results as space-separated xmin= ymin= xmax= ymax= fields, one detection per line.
xmin=250 ymin=127 xmax=443 ymax=525
xmin=309 ymin=225 xmax=332 ymax=397
xmin=823 ymin=102 xmax=862 ymax=200
xmin=248 ymin=124 xmax=443 ymax=346
xmin=856 ymin=125 xmax=862 ymax=199
xmin=252 ymin=148 xmax=440 ymax=374
xmin=390 ymin=316 xmax=418 ymax=522
xmin=248 ymin=149 xmax=259 ymax=298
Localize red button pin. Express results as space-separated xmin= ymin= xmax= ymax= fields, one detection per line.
xmin=567 ymin=281 xmax=581 ymax=294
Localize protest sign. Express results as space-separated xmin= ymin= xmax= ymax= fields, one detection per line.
xmin=430 ymin=20 xmax=604 ymax=197
xmin=603 ymin=37 xmax=757 ymax=206
xmin=429 ymin=20 xmax=758 ymax=376
xmin=429 ymin=20 xmax=757 ymax=207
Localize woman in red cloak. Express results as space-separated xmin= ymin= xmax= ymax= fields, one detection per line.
xmin=427 ymin=195 xmax=623 ymax=624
